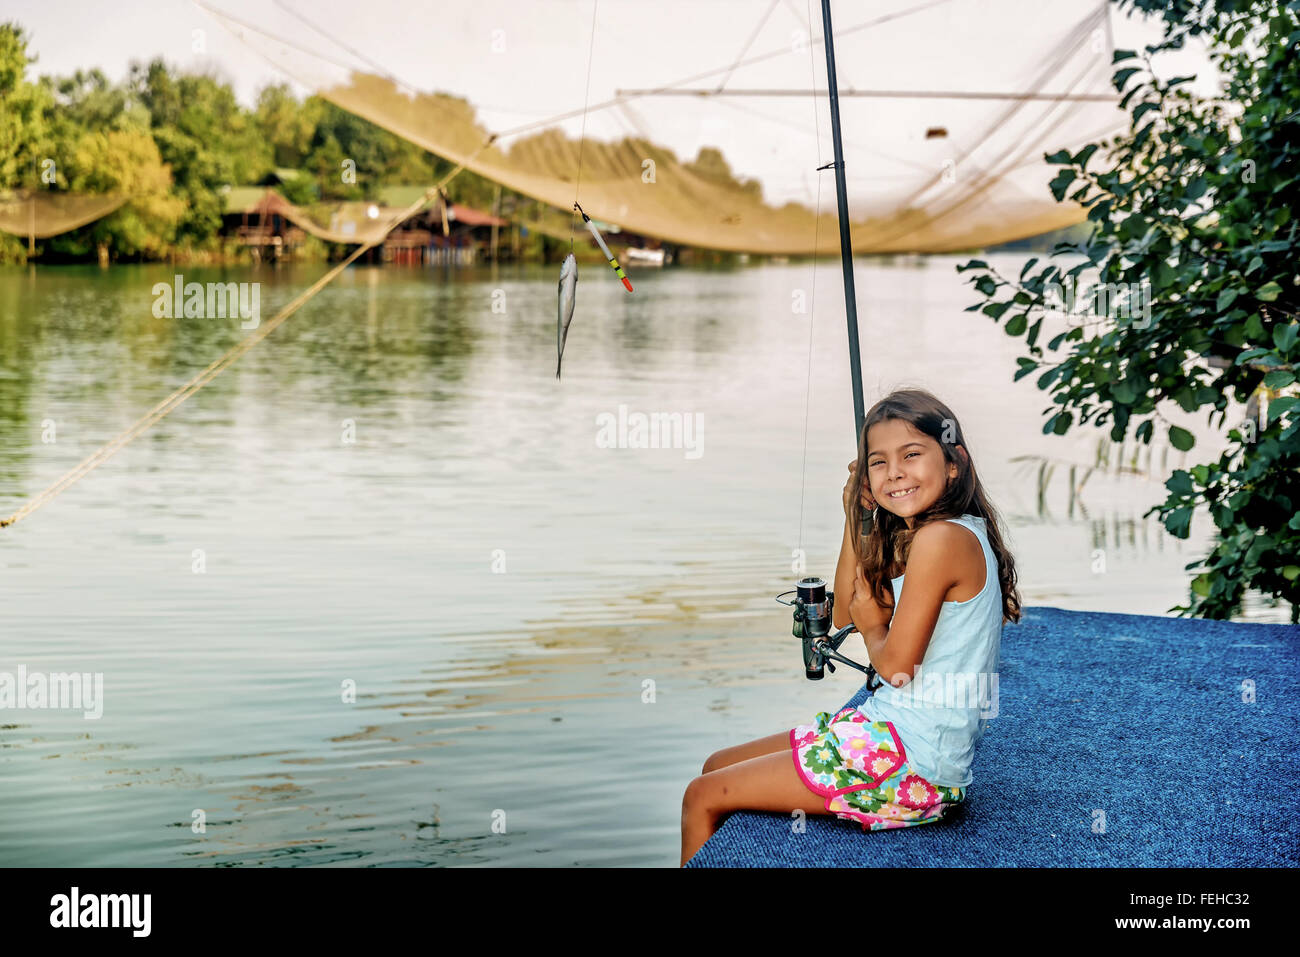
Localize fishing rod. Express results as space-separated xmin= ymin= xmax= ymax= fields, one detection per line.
xmin=776 ymin=0 xmax=882 ymax=691
xmin=821 ymin=0 xmax=866 ymax=448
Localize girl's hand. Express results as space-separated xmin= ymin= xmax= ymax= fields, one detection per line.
xmin=849 ymin=563 xmax=893 ymax=631
xmin=842 ymin=461 xmax=878 ymax=516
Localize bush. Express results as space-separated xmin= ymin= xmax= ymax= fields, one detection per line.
xmin=958 ymin=0 xmax=1299 ymax=621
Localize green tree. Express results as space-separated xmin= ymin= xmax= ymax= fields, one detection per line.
xmin=255 ymin=83 xmax=322 ymax=169
xmin=56 ymin=128 xmax=185 ymax=260
xmin=0 ymin=23 xmax=53 ymax=189
xmin=958 ymin=0 xmax=1299 ymax=621
xmin=43 ymin=68 xmax=137 ymax=135
xmin=130 ymin=59 xmax=272 ymax=244
xmin=305 ymin=99 xmax=441 ymax=201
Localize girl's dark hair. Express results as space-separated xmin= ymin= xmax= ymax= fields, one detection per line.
xmin=850 ymin=388 xmax=1022 ymax=625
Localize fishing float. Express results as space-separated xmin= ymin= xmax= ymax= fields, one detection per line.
xmin=574 ymin=201 xmax=633 ymax=292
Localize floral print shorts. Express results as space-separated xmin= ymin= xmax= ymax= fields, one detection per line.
xmin=789 ymin=705 xmax=966 ymax=831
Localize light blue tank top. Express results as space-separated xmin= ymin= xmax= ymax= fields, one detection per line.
xmin=858 ymin=513 xmax=1003 ymax=789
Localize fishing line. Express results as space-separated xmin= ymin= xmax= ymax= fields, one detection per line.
xmin=795 ymin=0 xmax=827 ymax=556
xmin=570 ymin=0 xmax=600 ymax=254
xmin=271 ymin=0 xmax=409 ymax=91
xmin=0 ymin=156 xmax=487 ymax=529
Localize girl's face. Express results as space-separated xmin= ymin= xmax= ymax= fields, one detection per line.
xmin=865 ymin=418 xmax=958 ymax=530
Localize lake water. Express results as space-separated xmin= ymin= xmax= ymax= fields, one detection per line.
xmin=0 ymin=257 xmax=1289 ymax=867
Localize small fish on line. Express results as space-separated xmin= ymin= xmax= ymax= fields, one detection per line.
xmin=556 ymin=252 xmax=577 ymax=379
xmin=575 ymin=202 xmax=633 ymax=292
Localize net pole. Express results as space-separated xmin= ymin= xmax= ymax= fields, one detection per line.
xmin=819 ymin=0 xmax=864 ymax=447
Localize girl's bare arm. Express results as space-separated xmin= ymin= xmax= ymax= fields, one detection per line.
xmin=868 ymin=522 xmax=961 ymax=685
xmin=831 ymin=514 xmax=857 ymax=629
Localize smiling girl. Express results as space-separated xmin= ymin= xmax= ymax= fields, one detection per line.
xmin=680 ymin=388 xmax=1022 ymax=866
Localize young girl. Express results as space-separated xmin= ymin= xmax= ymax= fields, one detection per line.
xmin=680 ymin=388 xmax=1021 ymax=866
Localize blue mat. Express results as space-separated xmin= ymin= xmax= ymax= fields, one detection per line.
xmin=685 ymin=605 xmax=1299 ymax=867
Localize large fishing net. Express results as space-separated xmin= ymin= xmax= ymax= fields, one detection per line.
xmin=198 ymin=0 xmax=1131 ymax=254
xmin=0 ymin=190 xmax=128 ymax=240
xmin=228 ymin=188 xmax=411 ymax=245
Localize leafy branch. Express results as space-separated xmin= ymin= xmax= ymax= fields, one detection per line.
xmin=958 ymin=0 xmax=1300 ymax=621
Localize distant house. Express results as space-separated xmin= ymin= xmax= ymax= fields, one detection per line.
xmin=218 ymin=183 xmax=509 ymax=264
xmin=378 ymin=186 xmax=509 ymax=265
xmin=219 ymin=186 xmax=306 ymax=260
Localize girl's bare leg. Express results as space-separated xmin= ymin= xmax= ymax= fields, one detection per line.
xmin=700 ymin=730 xmax=792 ymax=775
xmin=680 ymin=750 xmax=832 ymax=867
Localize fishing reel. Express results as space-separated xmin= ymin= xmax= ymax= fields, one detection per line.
xmin=776 ymin=577 xmax=884 ymax=689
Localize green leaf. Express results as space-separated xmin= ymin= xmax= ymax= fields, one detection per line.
xmin=1168 ymin=425 xmax=1195 ymax=451
xmin=1246 ymin=312 xmax=1266 ymax=341
xmin=1257 ymin=281 xmax=1283 ymax=302
xmin=1274 ymin=323 xmax=1298 ymax=354
xmin=1282 ymin=566 xmax=1300 ymax=582
xmin=1216 ymin=288 xmax=1239 ymax=311
xmin=1049 ymin=168 xmax=1077 ymax=202
xmin=983 ymin=300 xmax=1012 ymax=320
xmin=1110 ymin=381 xmax=1138 ymax=404
xmin=956 ymin=260 xmax=989 ymax=272
xmin=1112 ymin=67 xmax=1140 ymax=92
xmin=1263 ymin=369 xmax=1296 ymax=389
xmin=1166 ymin=506 xmax=1192 ymax=539
xmin=1167 ymin=470 xmax=1194 ymax=495
xmin=1087 ymin=199 xmax=1113 ymax=222
xmin=1236 ymin=347 xmax=1270 ymax=365
xmin=1073 ymin=143 xmax=1100 ymax=170
xmin=1191 ymin=573 xmax=1212 ymax=597
xmin=1043 ymin=149 xmax=1072 ymax=165
xmin=1133 ymin=101 xmax=1160 ymax=124
xmin=1269 ymin=395 xmax=1297 ymax=425
xmin=1005 ymin=313 xmax=1028 ymax=336
xmin=1112 ymin=48 xmax=1137 ymax=63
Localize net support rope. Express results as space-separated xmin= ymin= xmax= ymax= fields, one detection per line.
xmin=1 ymin=156 xmax=485 ymax=528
